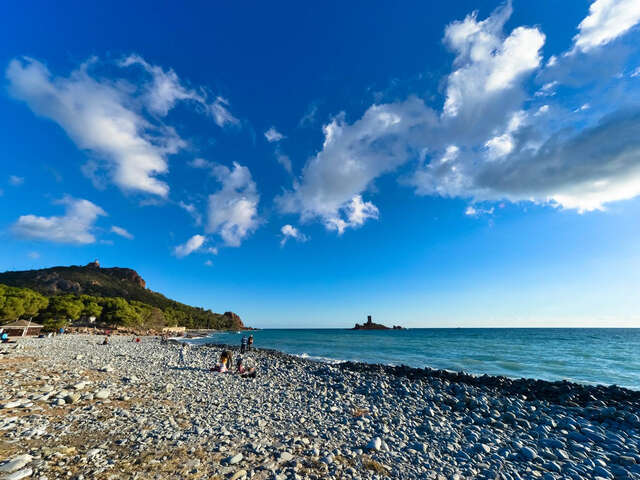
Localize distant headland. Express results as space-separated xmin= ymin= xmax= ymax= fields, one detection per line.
xmin=352 ymin=315 xmax=403 ymax=330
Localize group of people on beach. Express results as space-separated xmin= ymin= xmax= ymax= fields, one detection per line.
xmin=211 ymin=335 xmax=256 ymax=378
xmin=173 ymin=333 xmax=257 ymax=378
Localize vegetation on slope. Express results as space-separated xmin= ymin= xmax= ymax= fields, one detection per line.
xmin=0 ymin=262 xmax=244 ymax=331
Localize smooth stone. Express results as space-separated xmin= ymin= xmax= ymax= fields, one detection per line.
xmin=4 ymin=468 xmax=33 ymax=480
xmin=86 ymin=449 xmax=101 ymax=458
xmin=228 ymin=453 xmax=243 ymax=465
xmin=520 ymin=447 xmax=537 ymax=461
xmin=2 ymin=401 xmax=21 ymax=409
xmin=230 ymin=470 xmax=247 ymax=480
xmin=279 ymin=452 xmax=294 ymax=462
xmin=95 ymin=390 xmax=110 ymax=400
xmin=0 ymin=455 xmax=32 ymax=473
xmin=477 ymin=444 xmax=491 ymax=454
xmin=367 ymin=437 xmax=382 ymax=451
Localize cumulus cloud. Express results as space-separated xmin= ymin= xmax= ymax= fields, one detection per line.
xmin=9 ymin=175 xmax=24 ymax=186
xmin=264 ymin=127 xmax=285 ymax=142
xmin=6 ymin=55 xmax=239 ymax=197
xmin=277 ymin=98 xmax=436 ymax=230
xmin=12 ymin=197 xmax=106 ymax=244
xmin=570 ymin=0 xmax=640 ymax=54
xmin=442 ymin=2 xmax=545 ymax=122
xmin=6 ymin=57 xmax=181 ymax=197
xmin=173 ymin=234 xmax=206 ymax=257
xmin=279 ymin=0 xmax=640 ymax=227
xmin=196 ymin=162 xmax=260 ymax=247
xmin=111 ymin=225 xmax=134 ymax=239
xmin=280 ymin=224 xmax=308 ymax=246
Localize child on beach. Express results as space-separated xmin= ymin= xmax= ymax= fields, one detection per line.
xmin=236 ymin=355 xmax=257 ymax=378
xmin=179 ymin=342 xmax=190 ymax=366
xmin=240 ymin=335 xmax=248 ymax=354
xmin=247 ymin=335 xmax=254 ymax=351
xmin=220 ymin=350 xmax=232 ymax=370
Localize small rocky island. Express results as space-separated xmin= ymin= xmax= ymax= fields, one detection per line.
xmin=352 ymin=315 xmax=403 ymax=330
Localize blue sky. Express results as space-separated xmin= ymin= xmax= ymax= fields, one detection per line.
xmin=1 ymin=0 xmax=640 ymax=328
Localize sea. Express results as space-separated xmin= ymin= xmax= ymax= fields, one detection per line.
xmin=190 ymin=328 xmax=640 ymax=390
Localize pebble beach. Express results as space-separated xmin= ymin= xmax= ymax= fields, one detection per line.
xmin=2 ymin=334 xmax=640 ymax=480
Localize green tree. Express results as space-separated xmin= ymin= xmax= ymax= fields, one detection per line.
xmin=81 ymin=300 xmax=103 ymax=319
xmin=0 ymin=284 xmax=49 ymax=323
xmin=99 ymin=297 xmax=139 ymax=326
xmin=44 ymin=296 xmax=84 ymax=322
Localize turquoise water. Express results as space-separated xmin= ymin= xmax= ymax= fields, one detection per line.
xmin=192 ymin=328 xmax=640 ymax=390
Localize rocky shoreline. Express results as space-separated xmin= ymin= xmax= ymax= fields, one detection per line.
xmin=1 ymin=335 xmax=639 ymax=480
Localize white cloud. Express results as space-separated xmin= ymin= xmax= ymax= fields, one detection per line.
xmin=440 ymin=145 xmax=459 ymax=163
xmin=264 ymin=127 xmax=285 ymax=142
xmin=200 ymin=162 xmax=260 ymax=247
xmin=208 ymin=97 xmax=239 ymax=128
xmin=121 ymin=55 xmax=239 ymax=127
xmin=9 ymin=175 xmax=24 ymax=186
xmin=632 ymin=66 xmax=640 ymax=77
xmin=535 ymin=105 xmax=550 ymax=116
xmin=120 ymin=54 xmax=201 ymax=116
xmin=178 ymin=201 xmax=202 ymax=226
xmin=111 ymin=225 xmax=134 ymax=239
xmin=571 ymin=0 xmax=640 ymax=54
xmin=275 ymin=147 xmax=292 ymax=174
xmin=277 ymin=98 xmax=435 ymax=231
xmin=280 ymin=1 xmax=640 ymax=225
xmin=173 ymin=234 xmax=206 ymax=258
xmin=204 ymin=259 xmax=213 ymax=267
xmin=7 ymin=55 xmax=239 ymax=198
xmin=280 ymin=224 xmax=308 ymax=246
xmin=12 ymin=197 xmax=106 ymax=244
xmin=28 ymin=251 xmax=40 ymax=259
xmin=465 ymin=205 xmax=494 ymax=217
xmin=6 ymin=57 xmax=182 ymax=197
xmin=442 ymin=2 xmax=545 ymax=118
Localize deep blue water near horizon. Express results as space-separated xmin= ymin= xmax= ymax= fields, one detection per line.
xmin=191 ymin=328 xmax=640 ymax=390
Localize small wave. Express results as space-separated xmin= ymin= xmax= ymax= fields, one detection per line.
xmin=295 ymin=352 xmax=345 ymax=365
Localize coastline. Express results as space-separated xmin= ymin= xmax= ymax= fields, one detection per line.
xmin=2 ymin=334 xmax=639 ymax=479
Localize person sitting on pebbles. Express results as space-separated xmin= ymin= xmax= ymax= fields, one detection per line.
xmin=211 ymin=350 xmax=233 ymax=372
xmin=101 ymin=336 xmax=109 ymax=345
xmin=236 ymin=355 xmax=257 ymax=378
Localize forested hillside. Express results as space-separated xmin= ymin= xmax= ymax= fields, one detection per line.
xmin=0 ymin=262 xmax=245 ymax=331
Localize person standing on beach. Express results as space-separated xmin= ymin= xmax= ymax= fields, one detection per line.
xmin=247 ymin=335 xmax=254 ymax=351
xmin=240 ymin=335 xmax=248 ymax=354
xmin=179 ymin=342 xmax=190 ymax=367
